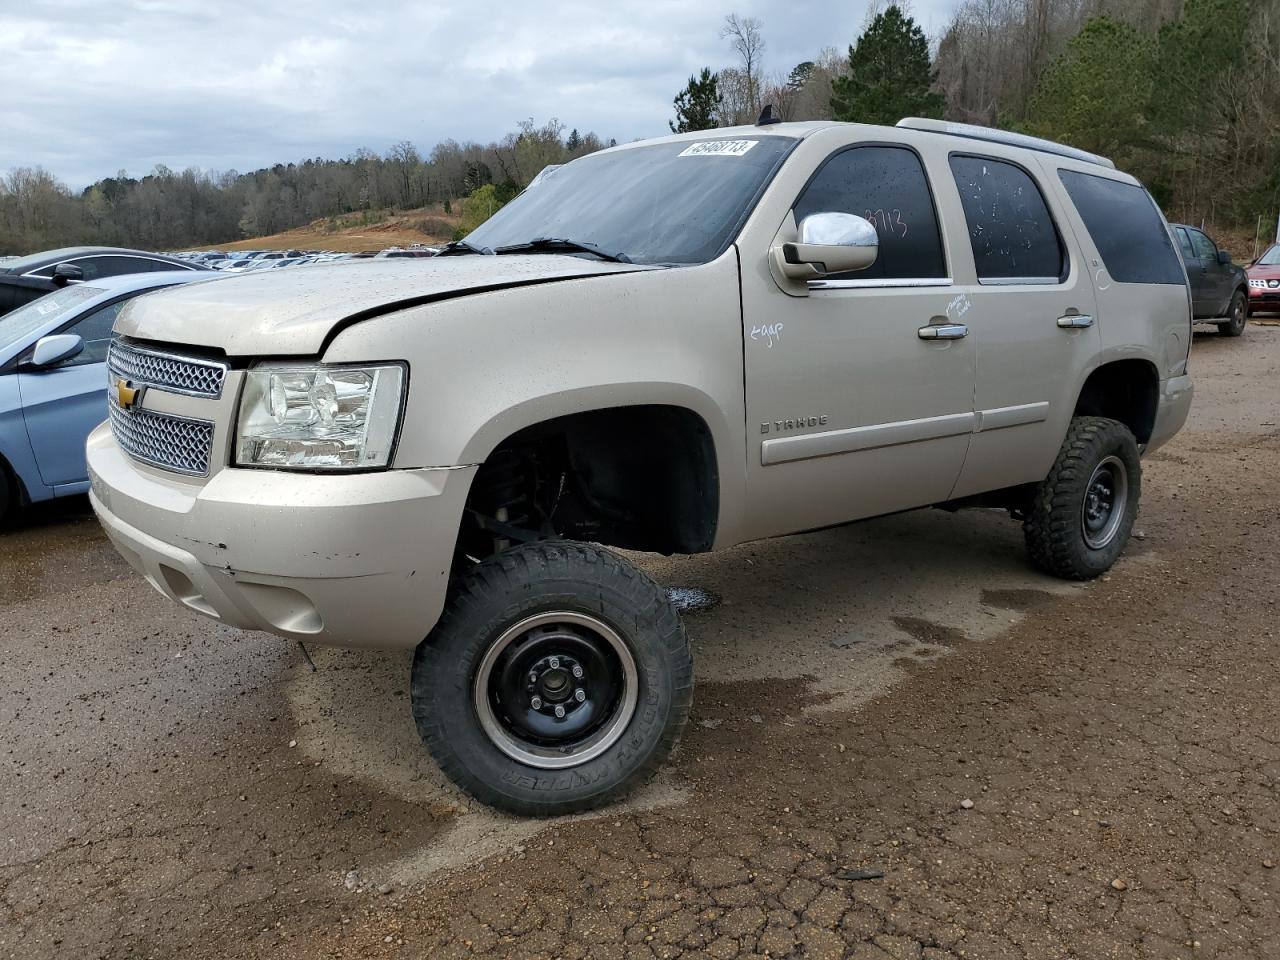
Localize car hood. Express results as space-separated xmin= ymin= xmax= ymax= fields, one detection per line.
xmin=1248 ymin=263 xmax=1280 ymax=281
xmin=116 ymin=255 xmax=660 ymax=356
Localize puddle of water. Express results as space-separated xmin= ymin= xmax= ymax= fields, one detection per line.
xmin=667 ymin=585 xmax=721 ymax=613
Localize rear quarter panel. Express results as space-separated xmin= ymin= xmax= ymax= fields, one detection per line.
xmin=1044 ymin=159 xmax=1191 ymax=384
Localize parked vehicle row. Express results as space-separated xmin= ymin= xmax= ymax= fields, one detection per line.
xmin=167 ymin=245 xmax=441 ymax=273
xmin=0 ymin=246 xmax=205 ymax=317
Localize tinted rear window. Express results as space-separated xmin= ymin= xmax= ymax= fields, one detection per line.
xmin=950 ymin=155 xmax=1064 ymax=282
xmin=1058 ymin=171 xmax=1186 ymax=285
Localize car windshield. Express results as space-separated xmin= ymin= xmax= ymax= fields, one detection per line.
xmin=1257 ymin=246 xmax=1280 ymax=266
xmin=464 ymin=137 xmax=797 ymax=265
xmin=0 ymin=284 xmax=103 ymax=355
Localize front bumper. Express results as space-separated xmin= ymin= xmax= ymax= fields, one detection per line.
xmin=87 ymin=421 xmax=476 ymax=650
xmin=1146 ymin=374 xmax=1193 ymax=455
xmin=1248 ymin=285 xmax=1280 ymax=309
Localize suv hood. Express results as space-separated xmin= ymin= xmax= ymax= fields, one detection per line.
xmin=1248 ymin=263 xmax=1280 ymax=281
xmin=116 ymin=255 xmax=657 ymax=356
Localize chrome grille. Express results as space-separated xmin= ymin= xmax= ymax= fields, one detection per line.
xmin=108 ymin=397 xmax=214 ymax=476
xmin=108 ymin=341 xmax=227 ymax=399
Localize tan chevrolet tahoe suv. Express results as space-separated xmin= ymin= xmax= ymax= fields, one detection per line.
xmin=88 ymin=118 xmax=1194 ymax=815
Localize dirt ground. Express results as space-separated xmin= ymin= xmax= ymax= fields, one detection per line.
xmin=2 ymin=323 xmax=1278 ymax=960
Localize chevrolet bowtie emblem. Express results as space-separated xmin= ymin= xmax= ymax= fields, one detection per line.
xmin=114 ymin=378 xmax=145 ymax=410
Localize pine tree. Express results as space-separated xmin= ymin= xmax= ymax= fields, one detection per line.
xmin=830 ymin=5 xmax=944 ymax=125
xmin=1024 ymin=17 xmax=1155 ymax=159
xmin=670 ymin=68 xmax=723 ymax=133
xmin=566 ymin=128 xmax=583 ymax=152
xmin=787 ymin=61 xmax=815 ymax=91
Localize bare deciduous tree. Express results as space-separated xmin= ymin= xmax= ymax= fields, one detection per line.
xmin=721 ymin=13 xmax=766 ymax=121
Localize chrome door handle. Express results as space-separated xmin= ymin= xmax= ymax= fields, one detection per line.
xmin=1056 ymin=314 xmax=1094 ymax=329
xmin=918 ymin=323 xmax=968 ymax=340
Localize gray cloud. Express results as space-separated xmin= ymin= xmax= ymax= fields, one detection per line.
xmin=0 ymin=0 xmax=959 ymax=188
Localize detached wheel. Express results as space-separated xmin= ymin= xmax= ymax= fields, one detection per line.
xmin=1218 ymin=290 xmax=1247 ymax=337
xmin=1024 ymin=416 xmax=1141 ymax=580
xmin=412 ymin=541 xmax=692 ymax=816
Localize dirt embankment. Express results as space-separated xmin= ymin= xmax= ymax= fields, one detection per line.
xmin=209 ymin=205 xmax=460 ymax=253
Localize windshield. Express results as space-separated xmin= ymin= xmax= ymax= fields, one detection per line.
xmin=465 ymin=137 xmax=797 ymax=265
xmin=1257 ymin=245 xmax=1280 ymax=266
xmin=0 ymin=285 xmax=103 ymax=355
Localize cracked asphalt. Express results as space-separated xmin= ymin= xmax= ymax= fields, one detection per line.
xmin=3 ymin=323 xmax=1278 ymax=959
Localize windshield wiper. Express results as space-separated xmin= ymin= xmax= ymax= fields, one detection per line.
xmin=493 ymin=237 xmax=631 ymax=263
xmin=436 ymin=238 xmax=493 ymax=256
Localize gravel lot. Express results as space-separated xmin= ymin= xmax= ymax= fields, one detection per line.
xmin=2 ymin=323 xmax=1278 ymax=960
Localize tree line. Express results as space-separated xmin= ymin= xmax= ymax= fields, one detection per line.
xmin=672 ymin=0 xmax=1280 ymax=240
xmin=0 ymin=119 xmax=611 ymax=255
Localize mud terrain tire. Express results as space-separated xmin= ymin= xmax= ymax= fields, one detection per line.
xmin=412 ymin=541 xmax=692 ymax=816
xmin=1024 ymin=416 xmax=1141 ymax=581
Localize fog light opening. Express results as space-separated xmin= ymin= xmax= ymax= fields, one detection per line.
xmin=158 ymin=565 xmax=219 ymax=618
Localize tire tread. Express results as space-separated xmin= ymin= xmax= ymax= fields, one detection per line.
xmin=1024 ymin=416 xmax=1141 ymax=581
xmin=412 ymin=541 xmax=691 ymax=816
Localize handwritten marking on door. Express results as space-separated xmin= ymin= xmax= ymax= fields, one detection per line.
xmin=946 ymin=295 xmax=973 ymax=320
xmin=750 ymin=322 xmax=785 ymax=348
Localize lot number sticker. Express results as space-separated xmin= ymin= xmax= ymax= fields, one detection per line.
xmin=679 ymin=140 xmax=759 ymax=158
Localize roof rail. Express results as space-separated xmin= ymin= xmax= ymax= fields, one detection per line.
xmin=896 ymin=118 xmax=1116 ymax=170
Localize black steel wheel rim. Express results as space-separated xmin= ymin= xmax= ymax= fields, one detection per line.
xmin=1081 ymin=455 xmax=1128 ymax=550
xmin=473 ymin=612 xmax=638 ymax=769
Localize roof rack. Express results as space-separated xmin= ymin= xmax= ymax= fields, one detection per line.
xmin=896 ymin=117 xmax=1115 ymax=170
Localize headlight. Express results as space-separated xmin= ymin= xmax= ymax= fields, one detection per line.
xmin=1250 ymin=278 xmax=1266 ymax=288
xmin=235 ymin=362 xmax=405 ymax=470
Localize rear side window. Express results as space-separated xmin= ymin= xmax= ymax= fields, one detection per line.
xmin=79 ymin=256 xmax=175 ymax=280
xmin=1058 ymin=170 xmax=1186 ymax=285
xmin=792 ymin=145 xmax=947 ymax=281
xmin=948 ymin=155 xmax=1065 ymax=283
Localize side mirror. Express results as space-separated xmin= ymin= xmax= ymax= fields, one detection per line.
xmin=26 ymin=334 xmax=84 ymax=369
xmin=1217 ymin=249 xmax=1232 ymax=265
xmin=51 ymin=262 xmax=84 ymax=288
xmin=775 ymin=213 xmax=879 ymax=281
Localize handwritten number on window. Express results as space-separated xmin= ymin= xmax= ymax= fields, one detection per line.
xmin=863 ymin=208 xmax=909 ymax=239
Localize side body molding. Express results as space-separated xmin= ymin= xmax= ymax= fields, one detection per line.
xmin=760 ymin=402 xmax=1050 ymax=466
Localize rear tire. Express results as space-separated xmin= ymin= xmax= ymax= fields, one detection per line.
xmin=1024 ymin=416 xmax=1141 ymax=580
xmin=412 ymin=541 xmax=692 ymax=816
xmin=1217 ymin=290 xmax=1247 ymax=337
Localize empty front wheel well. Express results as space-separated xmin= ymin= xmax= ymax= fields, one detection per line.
xmin=458 ymin=405 xmax=719 ymax=562
xmin=1073 ymin=360 xmax=1159 ymax=445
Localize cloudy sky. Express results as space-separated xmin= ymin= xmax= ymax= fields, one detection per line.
xmin=0 ymin=0 xmax=959 ymax=188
